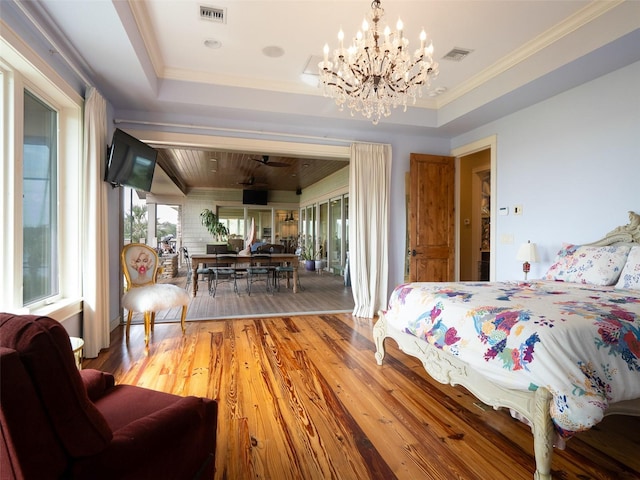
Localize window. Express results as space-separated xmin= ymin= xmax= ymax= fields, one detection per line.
xmin=1 ymin=37 xmax=83 ymax=314
xmin=23 ymin=91 xmax=59 ymax=304
xmin=123 ymin=187 xmax=150 ymax=244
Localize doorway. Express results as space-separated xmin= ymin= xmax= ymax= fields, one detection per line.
xmin=452 ymin=136 xmax=497 ymax=281
xmin=459 ymin=152 xmax=491 ymax=281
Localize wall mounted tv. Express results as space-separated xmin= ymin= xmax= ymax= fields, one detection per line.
xmin=242 ymin=189 xmax=268 ymax=205
xmin=104 ymin=128 xmax=157 ymax=192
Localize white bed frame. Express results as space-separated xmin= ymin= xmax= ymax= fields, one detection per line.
xmin=373 ymin=211 xmax=640 ymax=479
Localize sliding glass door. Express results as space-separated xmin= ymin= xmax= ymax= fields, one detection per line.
xmin=299 ymin=193 xmax=349 ymax=275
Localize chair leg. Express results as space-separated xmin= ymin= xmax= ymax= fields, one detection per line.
xmin=180 ymin=305 xmax=187 ymax=334
xmin=126 ymin=310 xmax=133 ymax=340
xmin=143 ymin=312 xmax=152 ymax=347
xmin=210 ymin=271 xmax=218 ymax=297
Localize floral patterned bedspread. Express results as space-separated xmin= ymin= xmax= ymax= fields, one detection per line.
xmin=383 ymin=280 xmax=640 ymax=437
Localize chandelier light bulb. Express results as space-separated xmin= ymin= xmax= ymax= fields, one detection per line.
xmin=362 ymin=19 xmax=369 ymax=32
xmin=396 ymin=19 xmax=403 ymax=39
xmin=420 ymin=29 xmax=426 ymax=50
xmin=426 ymin=41 xmax=434 ymax=56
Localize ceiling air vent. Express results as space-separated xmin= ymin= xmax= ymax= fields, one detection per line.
xmin=442 ymin=47 xmax=473 ymax=62
xmin=200 ymin=5 xmax=226 ymax=24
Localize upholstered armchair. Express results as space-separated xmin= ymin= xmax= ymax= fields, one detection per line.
xmin=0 ymin=313 xmax=218 ymax=479
xmin=121 ymin=243 xmax=190 ymax=346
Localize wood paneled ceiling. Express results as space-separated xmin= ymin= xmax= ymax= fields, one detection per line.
xmin=156 ymin=148 xmax=348 ymax=193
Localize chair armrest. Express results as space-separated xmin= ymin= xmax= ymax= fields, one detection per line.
xmin=80 ymin=369 xmax=116 ymax=401
xmin=71 ymin=396 xmax=217 ymax=479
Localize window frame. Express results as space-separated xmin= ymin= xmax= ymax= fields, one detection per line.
xmin=1 ymin=36 xmax=83 ymax=316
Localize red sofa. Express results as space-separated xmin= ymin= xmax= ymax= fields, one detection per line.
xmin=0 ymin=313 xmax=217 ymax=479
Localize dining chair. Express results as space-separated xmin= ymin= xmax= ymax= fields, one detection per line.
xmin=257 ymin=244 xmax=285 ymax=254
xmin=121 ymin=243 xmax=190 ymax=346
xmin=210 ymin=253 xmax=239 ymax=297
xmin=182 ymin=247 xmax=212 ymax=292
xmin=274 ymin=261 xmax=304 ymax=292
xmin=246 ymin=253 xmax=273 ymax=295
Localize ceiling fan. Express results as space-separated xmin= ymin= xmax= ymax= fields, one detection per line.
xmin=237 ymin=175 xmax=267 ymax=187
xmin=251 ymin=155 xmax=288 ymax=168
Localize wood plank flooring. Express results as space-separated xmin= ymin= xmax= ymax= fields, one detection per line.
xmin=85 ymin=314 xmax=640 ymax=480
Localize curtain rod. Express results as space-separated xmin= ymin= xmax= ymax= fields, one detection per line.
xmin=113 ymin=118 xmax=353 ymax=145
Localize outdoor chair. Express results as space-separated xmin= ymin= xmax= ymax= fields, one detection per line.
xmin=274 ymin=261 xmax=304 ymax=292
xmin=182 ymin=246 xmax=212 ymax=292
xmin=210 ymin=253 xmax=239 ymax=297
xmin=246 ymin=253 xmax=273 ymax=295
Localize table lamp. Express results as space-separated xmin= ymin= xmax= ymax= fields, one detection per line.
xmin=516 ymin=240 xmax=538 ymax=282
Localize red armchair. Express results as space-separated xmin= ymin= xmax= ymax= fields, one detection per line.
xmin=0 ymin=313 xmax=217 ymax=480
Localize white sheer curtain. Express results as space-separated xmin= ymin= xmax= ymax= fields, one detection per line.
xmin=349 ymin=143 xmax=392 ymax=318
xmin=82 ymin=87 xmax=110 ymax=358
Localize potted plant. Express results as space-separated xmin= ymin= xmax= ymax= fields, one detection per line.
xmin=314 ymin=248 xmax=324 ymax=272
xmin=200 ymin=208 xmax=229 ymax=243
xmin=299 ymin=245 xmax=316 ymax=271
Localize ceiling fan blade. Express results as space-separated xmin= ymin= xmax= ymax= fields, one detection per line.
xmin=237 ymin=175 xmax=256 ymax=186
xmin=264 ymin=161 xmax=289 ymax=167
xmin=250 ymin=155 xmax=289 ymax=167
xmin=237 ymin=175 xmax=267 ymax=187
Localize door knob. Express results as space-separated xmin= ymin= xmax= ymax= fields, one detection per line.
xmin=411 ymin=249 xmax=417 ymax=257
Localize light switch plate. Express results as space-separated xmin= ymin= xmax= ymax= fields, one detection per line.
xmin=514 ymin=205 xmax=523 ymax=215
xmin=499 ymin=207 xmax=509 ymax=216
xmin=500 ymin=234 xmax=514 ymax=244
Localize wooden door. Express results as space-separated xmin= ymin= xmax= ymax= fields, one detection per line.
xmin=408 ymin=154 xmax=455 ymax=282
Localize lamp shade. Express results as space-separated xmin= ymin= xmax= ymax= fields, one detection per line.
xmin=516 ymin=241 xmax=538 ymax=263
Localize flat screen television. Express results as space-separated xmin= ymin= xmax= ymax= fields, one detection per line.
xmin=104 ymin=128 xmax=157 ymax=192
xmin=242 ymin=189 xmax=268 ymax=205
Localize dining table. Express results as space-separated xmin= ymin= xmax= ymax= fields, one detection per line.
xmin=189 ymin=253 xmax=300 ymax=297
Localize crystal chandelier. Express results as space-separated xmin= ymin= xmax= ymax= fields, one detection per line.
xmin=318 ymin=0 xmax=439 ymax=125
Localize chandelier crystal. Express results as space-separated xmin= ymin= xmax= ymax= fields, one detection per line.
xmin=318 ymin=0 xmax=439 ymax=125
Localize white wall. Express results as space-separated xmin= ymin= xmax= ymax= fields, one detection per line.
xmin=451 ymin=60 xmax=640 ymax=281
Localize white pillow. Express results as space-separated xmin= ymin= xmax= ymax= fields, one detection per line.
xmin=615 ymin=245 xmax=640 ymax=290
xmin=544 ymin=243 xmax=631 ymax=286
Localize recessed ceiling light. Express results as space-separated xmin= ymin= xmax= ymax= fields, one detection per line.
xmin=204 ymin=38 xmax=222 ymax=49
xmin=262 ymin=46 xmax=284 ymax=58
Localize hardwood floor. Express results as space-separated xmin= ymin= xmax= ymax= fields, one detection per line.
xmin=85 ymin=314 xmax=640 ymax=480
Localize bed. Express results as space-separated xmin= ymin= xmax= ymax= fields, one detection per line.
xmin=374 ymin=211 xmax=640 ymax=480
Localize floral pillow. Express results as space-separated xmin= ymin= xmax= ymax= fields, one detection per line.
xmin=544 ymin=243 xmax=631 ymax=286
xmin=615 ymin=245 xmax=640 ymax=290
